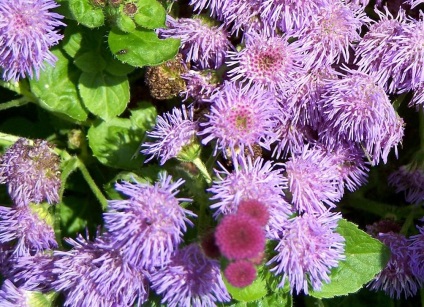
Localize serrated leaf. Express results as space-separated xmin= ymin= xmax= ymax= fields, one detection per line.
xmin=108 ymin=28 xmax=180 ymax=67
xmin=225 ymin=276 xmax=268 ymax=303
xmin=78 ymin=71 xmax=129 ymax=120
xmin=87 ymin=117 xmax=145 ymax=170
xmin=310 ymin=219 xmax=391 ymax=299
xmin=68 ymin=0 xmax=104 ymax=28
xmin=133 ymin=0 xmax=166 ymax=29
xmin=30 ymin=48 xmax=89 ymax=122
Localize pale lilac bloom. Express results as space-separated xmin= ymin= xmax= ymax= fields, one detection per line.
xmin=208 ymin=156 xmax=291 ymax=233
xmin=368 ymin=232 xmax=421 ymax=299
xmin=388 ymin=161 xmax=424 ymax=204
xmin=159 ymin=16 xmax=232 ymax=69
xmin=0 ymin=205 xmax=57 ymax=256
xmin=141 ymin=105 xmax=197 ymax=165
xmin=409 ymin=222 xmax=424 ymax=282
xmin=227 ymin=32 xmax=303 ymax=91
xmin=198 ymin=82 xmax=279 ymax=157
xmin=0 ymin=280 xmax=28 ymax=307
xmin=53 ymin=235 xmax=150 ymax=307
xmin=181 ymin=70 xmax=219 ymax=103
xmin=104 ymin=174 xmax=195 ymax=269
xmin=150 ymin=243 xmax=230 ymax=307
xmin=0 ymin=0 xmax=65 ymax=81
xmin=284 ymin=146 xmax=344 ymax=214
xmin=405 ymin=0 xmax=424 ymax=8
xmin=355 ymin=7 xmax=409 ymax=93
xmin=268 ymin=211 xmax=345 ymax=294
xmin=320 ymin=69 xmax=403 ymax=165
xmin=291 ymin=2 xmax=367 ymax=70
xmin=0 ymin=138 xmax=61 ymax=206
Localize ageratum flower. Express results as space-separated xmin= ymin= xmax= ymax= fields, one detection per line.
xmin=53 ymin=235 xmax=150 ymax=307
xmin=368 ymin=232 xmax=421 ymax=299
xmin=388 ymin=161 xmax=424 ymax=204
xmin=0 ymin=138 xmax=61 ymax=206
xmin=237 ymin=199 xmax=270 ymax=227
xmin=150 ymin=244 xmax=230 ymax=307
xmin=284 ymin=146 xmax=344 ymax=214
xmin=141 ymin=105 xmax=198 ymax=165
xmin=0 ymin=205 xmax=57 ymax=256
xmin=0 ymin=0 xmax=65 ymax=81
xmin=227 ymin=32 xmax=303 ymax=91
xmin=159 ymin=16 xmax=232 ymax=69
xmin=208 ymin=156 xmax=291 ymax=233
xmin=268 ymin=211 xmax=345 ymax=294
xmin=180 ymin=70 xmax=219 ymax=103
xmin=198 ymin=82 xmax=279 ymax=157
xmin=215 ymin=214 xmax=265 ymax=260
xmin=292 ymin=2 xmax=367 ymax=70
xmin=405 ymin=0 xmax=424 ymax=9
xmin=409 ymin=222 xmax=424 ymax=282
xmin=104 ymin=174 xmax=195 ymax=269
xmin=224 ymin=260 xmax=257 ymax=288
xmin=0 ymin=280 xmax=28 ymax=306
xmin=320 ymin=69 xmax=403 ymax=165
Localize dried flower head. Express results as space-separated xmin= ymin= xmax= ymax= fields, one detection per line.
xmin=0 ymin=138 xmax=61 ymax=206
xmin=0 ymin=0 xmax=65 ymax=81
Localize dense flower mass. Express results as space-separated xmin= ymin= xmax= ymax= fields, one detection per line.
xmin=0 ymin=0 xmax=65 ymax=81
xmin=103 ymin=174 xmax=195 ymax=269
xmin=388 ymin=162 xmax=424 ymax=204
xmin=150 ymin=244 xmax=230 ymax=307
xmin=0 ymin=138 xmax=61 ymax=206
xmin=142 ymin=105 xmax=198 ymax=165
xmin=268 ymin=212 xmax=345 ymax=294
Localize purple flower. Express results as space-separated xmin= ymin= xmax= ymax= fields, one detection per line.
xmin=224 ymin=260 xmax=257 ymax=288
xmin=104 ymin=174 xmax=195 ymax=269
xmin=291 ymin=2 xmax=367 ymax=70
xmin=0 ymin=205 xmax=57 ymax=256
xmin=208 ymin=156 xmax=291 ymax=233
xmin=284 ymin=146 xmax=344 ymax=214
xmin=0 ymin=0 xmax=65 ymax=81
xmin=319 ymin=69 xmax=403 ymax=165
xmin=53 ymin=234 xmax=150 ymax=306
xmin=0 ymin=138 xmax=61 ymax=206
xmin=354 ymin=7 xmax=409 ymax=93
xmin=159 ymin=16 xmax=232 ymax=69
xmin=226 ymin=32 xmax=303 ymax=91
xmin=215 ymin=213 xmax=265 ymax=260
xmin=409 ymin=223 xmax=424 ymax=282
xmin=405 ymin=0 xmax=424 ymax=9
xmin=268 ymin=211 xmax=345 ymax=294
xmin=198 ymin=82 xmax=279 ymax=157
xmin=237 ymin=199 xmax=270 ymax=227
xmin=181 ymin=70 xmax=219 ymax=103
xmin=0 ymin=280 xmax=28 ymax=307
xmin=388 ymin=161 xmax=424 ymax=204
xmin=150 ymin=243 xmax=230 ymax=307
xmin=368 ymin=232 xmax=421 ymax=299
xmin=141 ymin=105 xmax=198 ymax=165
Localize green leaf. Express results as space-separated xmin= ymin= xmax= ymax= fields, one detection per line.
xmin=68 ymin=0 xmax=104 ymax=28
xmin=133 ymin=0 xmax=166 ymax=29
xmin=310 ymin=219 xmax=391 ymax=299
xmin=103 ymin=48 xmax=135 ymax=76
xmin=78 ymin=71 xmax=129 ymax=120
xmin=225 ymin=276 xmax=268 ymax=303
xmin=130 ymin=101 xmax=157 ymax=130
xmin=230 ymin=292 xmax=292 ymax=307
xmin=30 ymin=48 xmax=89 ymax=122
xmin=74 ymin=51 xmax=107 ymax=73
xmin=108 ymin=28 xmax=180 ymax=67
xmin=87 ymin=117 xmax=146 ymax=170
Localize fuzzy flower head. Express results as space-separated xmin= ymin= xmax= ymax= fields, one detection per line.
xmin=284 ymin=146 xmax=344 ymax=214
xmin=409 ymin=222 xmax=424 ymax=282
xmin=0 ymin=0 xmax=65 ymax=81
xmin=320 ymin=70 xmax=403 ymax=165
xmin=181 ymin=70 xmax=219 ymax=103
xmin=104 ymin=174 xmax=195 ymax=269
xmin=227 ymin=32 xmax=303 ymax=91
xmin=292 ymin=2 xmax=366 ymax=70
xmin=208 ymin=156 xmax=291 ymax=233
xmin=0 ymin=204 xmax=57 ymax=256
xmin=0 ymin=138 xmax=61 ymax=206
xmin=150 ymin=243 xmax=230 ymax=307
xmin=53 ymin=235 xmax=150 ymax=306
xmin=268 ymin=212 xmax=345 ymax=294
xmin=159 ymin=16 xmax=232 ymax=69
xmin=141 ymin=105 xmax=198 ymax=165
xmin=224 ymin=260 xmax=257 ymax=288
xmin=215 ymin=214 xmax=265 ymax=260
xmin=0 ymin=280 xmax=29 ymax=307
xmin=406 ymin=0 xmax=424 ymax=8
xmin=368 ymin=232 xmax=421 ymax=299
xmin=237 ymin=199 xmax=270 ymax=227
xmin=198 ymin=82 xmax=279 ymax=157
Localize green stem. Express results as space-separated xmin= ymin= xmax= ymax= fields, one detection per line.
xmin=0 ymin=132 xmax=21 ymax=147
xmin=77 ymin=158 xmax=108 ymax=210
xmin=192 ymin=157 xmax=212 ymax=184
xmin=0 ymin=97 xmax=31 ymax=111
